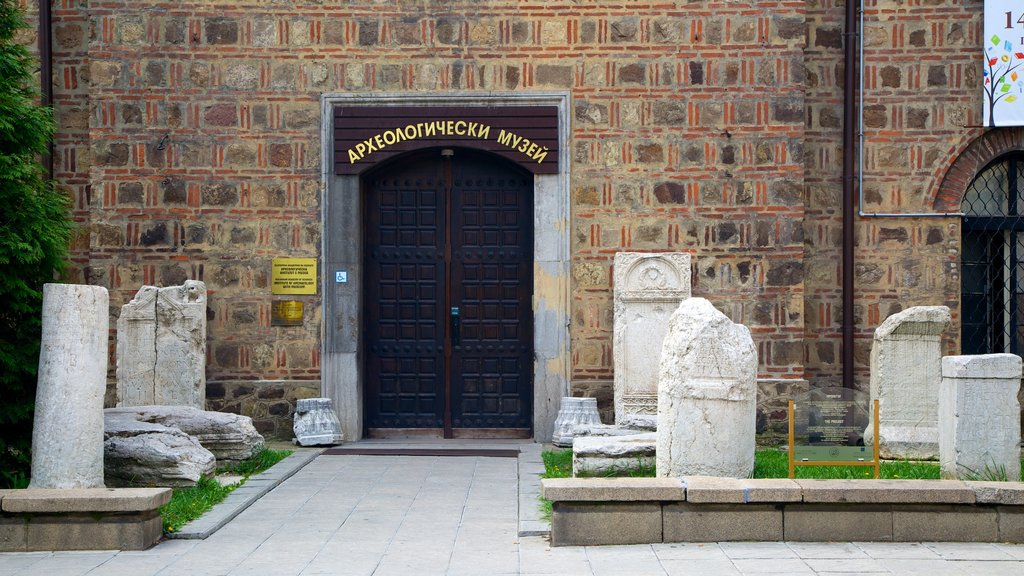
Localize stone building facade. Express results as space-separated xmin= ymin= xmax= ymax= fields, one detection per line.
xmin=20 ymin=0 xmax=1002 ymax=440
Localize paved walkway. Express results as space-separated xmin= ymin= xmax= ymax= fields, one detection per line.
xmin=2 ymin=442 xmax=1024 ymax=575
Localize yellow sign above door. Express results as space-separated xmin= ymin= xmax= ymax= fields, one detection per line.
xmin=271 ymin=258 xmax=317 ymax=295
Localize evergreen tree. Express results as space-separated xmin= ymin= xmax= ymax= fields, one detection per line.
xmin=0 ymin=0 xmax=73 ymax=488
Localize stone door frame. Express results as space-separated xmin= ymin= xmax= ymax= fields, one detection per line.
xmin=319 ymin=92 xmax=571 ymax=441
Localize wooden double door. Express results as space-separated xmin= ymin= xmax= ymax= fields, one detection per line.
xmin=363 ymin=148 xmax=534 ymax=437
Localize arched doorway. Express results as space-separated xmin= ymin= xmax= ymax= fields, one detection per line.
xmin=361 ymin=148 xmax=534 ymax=437
xmin=960 ymin=152 xmax=1024 ymax=355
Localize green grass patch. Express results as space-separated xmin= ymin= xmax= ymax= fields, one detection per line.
xmin=160 ymin=448 xmax=292 ymax=534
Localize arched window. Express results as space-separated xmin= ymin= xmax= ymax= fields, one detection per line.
xmin=961 ymin=152 xmax=1024 ymax=355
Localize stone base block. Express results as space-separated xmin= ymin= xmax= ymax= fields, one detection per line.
xmin=998 ymin=506 xmax=1024 ymax=542
xmin=551 ymin=502 xmax=661 ymax=546
xmin=784 ymin=505 xmax=893 ymax=541
xmin=892 ymin=505 xmax=998 ymax=542
xmin=0 ymin=488 xmax=170 ymax=551
xmin=663 ymin=503 xmax=782 ymax=542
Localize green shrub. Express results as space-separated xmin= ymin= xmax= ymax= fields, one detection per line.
xmin=0 ymin=0 xmax=73 ymax=489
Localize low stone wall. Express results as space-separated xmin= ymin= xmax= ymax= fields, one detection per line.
xmin=0 ymin=488 xmax=171 ymax=551
xmin=542 ymin=477 xmax=1024 ymax=545
xmin=206 ymin=380 xmax=320 ymax=440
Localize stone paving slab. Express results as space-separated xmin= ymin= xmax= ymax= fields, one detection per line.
xmin=1 ymin=442 xmax=1024 ymax=575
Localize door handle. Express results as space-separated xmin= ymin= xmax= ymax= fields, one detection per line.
xmin=450 ymin=307 xmax=460 ymax=346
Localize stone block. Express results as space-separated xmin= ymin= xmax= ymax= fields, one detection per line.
xmin=683 ymin=477 xmax=802 ymax=503
xmin=892 ymin=505 xmax=998 ymax=541
xmin=795 ymin=479 xmax=974 ymax=504
xmin=550 ymin=502 xmax=662 ymax=546
xmin=784 ymin=505 xmax=893 ymax=541
xmin=23 ymin=512 xmax=163 ymax=551
xmin=0 ymin=517 xmax=27 ymax=552
xmin=0 ymin=488 xmax=171 ymax=513
xmin=967 ymin=482 xmax=1024 ymax=505
xmin=865 ymin=306 xmax=950 ymax=460
xmin=657 ymin=298 xmax=757 ymax=478
xmin=613 ymin=252 xmax=691 ymax=423
xmin=572 ymin=433 xmax=655 ymax=476
xmin=541 ymin=477 xmax=684 ymax=502
xmin=663 ymin=503 xmax=783 ymax=542
xmin=939 ymin=354 xmax=1022 ymax=481
xmin=997 ymin=506 xmax=1024 ymax=542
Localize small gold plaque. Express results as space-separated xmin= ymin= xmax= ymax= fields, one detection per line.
xmin=271 ymin=300 xmax=304 ymax=326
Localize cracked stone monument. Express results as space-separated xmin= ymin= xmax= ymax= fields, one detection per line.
xmin=117 ymin=281 xmax=207 ymax=409
xmin=293 ymin=398 xmax=344 ymax=446
xmin=939 ymin=354 xmax=1022 ymax=481
xmin=613 ymin=252 xmax=691 ymax=424
xmin=657 ymin=298 xmax=757 ymax=479
xmin=864 ymin=306 xmax=950 ymax=460
xmin=30 ymin=284 xmax=109 ymax=489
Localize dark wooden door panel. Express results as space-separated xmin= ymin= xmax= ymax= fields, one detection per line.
xmin=364 ymin=155 xmax=446 ymax=429
xmin=450 ymin=155 xmax=533 ymax=429
xmin=364 ymin=148 xmax=533 ymax=433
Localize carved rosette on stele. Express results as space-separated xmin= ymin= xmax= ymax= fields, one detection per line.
xmin=612 ymin=252 xmax=692 ymax=425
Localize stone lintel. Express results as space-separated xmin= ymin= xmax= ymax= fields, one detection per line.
xmin=0 ymin=488 xmax=172 ymax=513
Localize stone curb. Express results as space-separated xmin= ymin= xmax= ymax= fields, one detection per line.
xmin=517 ymin=443 xmax=549 ymax=537
xmin=166 ymin=448 xmax=322 ymax=540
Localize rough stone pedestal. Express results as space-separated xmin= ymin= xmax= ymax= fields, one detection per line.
xmin=613 ymin=252 xmax=691 ymax=424
xmin=117 ymin=281 xmax=207 ymax=409
xmin=864 ymin=306 xmax=950 ymax=460
xmin=552 ymin=397 xmax=602 ymax=447
xmin=293 ymin=398 xmax=344 ymax=446
xmin=572 ymin=433 xmax=656 ymax=476
xmin=30 ymin=284 xmax=109 ymax=490
xmin=657 ymin=298 xmax=757 ymax=479
xmin=939 ymin=354 xmax=1022 ymax=481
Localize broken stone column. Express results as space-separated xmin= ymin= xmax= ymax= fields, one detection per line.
xmin=864 ymin=306 xmax=950 ymax=460
xmin=30 ymin=284 xmax=109 ymax=489
xmin=551 ymin=397 xmax=602 ymax=447
xmin=117 ymin=281 xmax=207 ymax=408
xmin=656 ymin=298 xmax=757 ymax=478
xmin=939 ymin=354 xmax=1022 ymax=481
xmin=293 ymin=398 xmax=344 ymax=446
xmin=613 ymin=252 xmax=691 ymax=424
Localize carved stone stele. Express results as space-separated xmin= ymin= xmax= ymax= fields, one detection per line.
xmin=613 ymin=252 xmax=692 ymax=424
xmin=117 ymin=281 xmax=207 ymax=409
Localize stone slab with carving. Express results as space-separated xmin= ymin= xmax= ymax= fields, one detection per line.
xmin=116 ymin=281 xmax=207 ymax=409
xmin=864 ymin=306 xmax=950 ymax=460
xmin=939 ymin=354 xmax=1022 ymax=481
xmin=657 ymin=298 xmax=757 ymax=479
xmin=103 ymin=413 xmax=216 ymax=487
xmin=106 ymin=405 xmax=264 ymax=464
xmin=572 ymin=433 xmax=656 ymax=476
xmin=613 ymin=252 xmax=691 ymax=424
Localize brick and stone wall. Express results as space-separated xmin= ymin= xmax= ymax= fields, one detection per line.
xmin=23 ymin=0 xmax=999 ymax=435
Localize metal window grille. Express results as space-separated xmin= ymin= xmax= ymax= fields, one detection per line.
xmin=960 ymin=153 xmax=1024 ymax=356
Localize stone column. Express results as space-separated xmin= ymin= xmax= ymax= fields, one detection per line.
xmin=30 ymin=284 xmax=109 ymax=489
xmin=864 ymin=306 xmax=950 ymax=460
xmin=293 ymin=398 xmax=344 ymax=446
xmin=551 ymin=397 xmax=602 ymax=447
xmin=613 ymin=252 xmax=691 ymax=424
xmin=657 ymin=298 xmax=757 ymax=478
xmin=939 ymin=354 xmax=1022 ymax=481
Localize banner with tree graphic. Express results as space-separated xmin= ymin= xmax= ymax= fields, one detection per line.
xmin=985 ymin=1 xmax=1024 ymax=126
